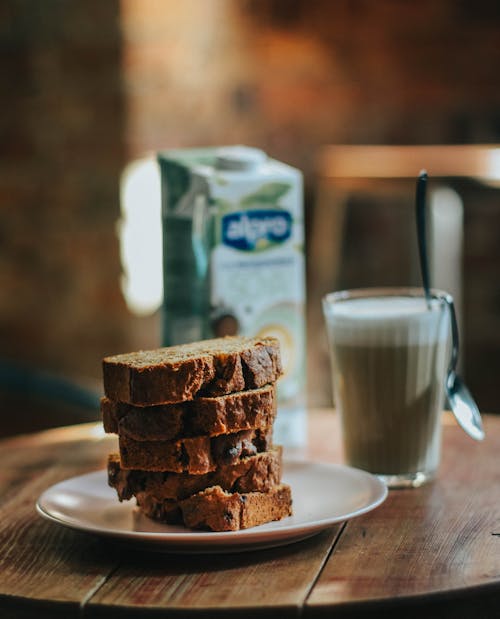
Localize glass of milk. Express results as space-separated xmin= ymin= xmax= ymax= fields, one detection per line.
xmin=323 ymin=287 xmax=451 ymax=488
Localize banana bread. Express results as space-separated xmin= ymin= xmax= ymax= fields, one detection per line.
xmin=102 ymin=336 xmax=282 ymax=406
xmin=136 ymin=483 xmax=293 ymax=531
xmin=108 ymin=446 xmax=283 ymax=501
xmin=102 ymin=384 xmax=276 ymax=440
xmin=119 ymin=427 xmax=272 ymax=473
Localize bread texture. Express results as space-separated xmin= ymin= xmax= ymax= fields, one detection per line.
xmin=119 ymin=427 xmax=272 ymax=473
xmin=102 ymin=336 xmax=282 ymax=406
xmin=102 ymin=397 xmax=183 ymax=438
xmin=101 ymin=336 xmax=290 ymax=533
xmin=102 ymin=384 xmax=276 ymax=441
xmin=108 ymin=447 xmax=283 ymax=502
xmin=136 ymin=483 xmax=293 ymax=531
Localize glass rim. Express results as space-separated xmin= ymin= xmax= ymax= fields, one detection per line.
xmin=323 ymin=286 xmax=452 ymax=306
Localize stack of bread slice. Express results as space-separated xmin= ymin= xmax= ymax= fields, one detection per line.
xmin=101 ymin=336 xmax=293 ymax=531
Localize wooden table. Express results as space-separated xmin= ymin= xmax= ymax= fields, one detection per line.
xmin=1 ymin=410 xmax=499 ymax=618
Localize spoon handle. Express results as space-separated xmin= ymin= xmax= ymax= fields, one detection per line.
xmin=415 ymin=170 xmax=432 ymax=307
xmin=443 ymin=293 xmax=460 ymax=375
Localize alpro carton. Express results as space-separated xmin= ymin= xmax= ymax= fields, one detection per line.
xmin=157 ymin=146 xmax=306 ymax=447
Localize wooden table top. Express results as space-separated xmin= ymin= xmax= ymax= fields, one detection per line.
xmin=1 ymin=409 xmax=499 ymax=618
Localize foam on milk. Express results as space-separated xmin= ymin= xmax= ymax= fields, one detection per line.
xmin=324 ymin=296 xmax=449 ymax=346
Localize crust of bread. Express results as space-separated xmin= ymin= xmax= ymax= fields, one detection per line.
xmin=102 ymin=336 xmax=282 ymax=406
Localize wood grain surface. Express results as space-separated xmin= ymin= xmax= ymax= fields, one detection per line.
xmin=0 ymin=426 xmax=114 ymax=619
xmin=87 ymin=529 xmax=340 ymax=618
xmin=0 ymin=412 xmax=499 ymax=618
xmin=305 ymin=414 xmax=500 ymax=618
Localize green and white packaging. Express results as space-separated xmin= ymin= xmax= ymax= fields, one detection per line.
xmin=157 ymin=146 xmax=306 ymax=447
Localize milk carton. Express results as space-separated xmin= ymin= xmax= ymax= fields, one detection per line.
xmin=157 ymin=146 xmax=306 ymax=447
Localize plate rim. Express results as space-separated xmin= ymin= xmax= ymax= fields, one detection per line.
xmin=36 ymin=459 xmax=388 ymax=550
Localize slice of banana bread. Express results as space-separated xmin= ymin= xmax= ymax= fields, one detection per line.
xmin=108 ymin=446 xmax=283 ymax=501
xmin=102 ymin=384 xmax=276 ymax=441
xmin=102 ymin=336 xmax=282 ymax=406
xmin=136 ymin=483 xmax=293 ymax=531
xmin=101 ymin=397 xmax=184 ymax=438
xmin=119 ymin=427 xmax=272 ymax=473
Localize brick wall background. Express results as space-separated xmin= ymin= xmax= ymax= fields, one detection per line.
xmin=1 ymin=0 xmax=499 ymax=429
xmin=1 ymin=1 xmax=129 ymax=379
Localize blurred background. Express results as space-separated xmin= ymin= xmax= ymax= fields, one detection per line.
xmin=1 ymin=0 xmax=499 ymax=435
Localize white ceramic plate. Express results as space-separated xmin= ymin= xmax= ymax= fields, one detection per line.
xmin=36 ymin=459 xmax=387 ymax=553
